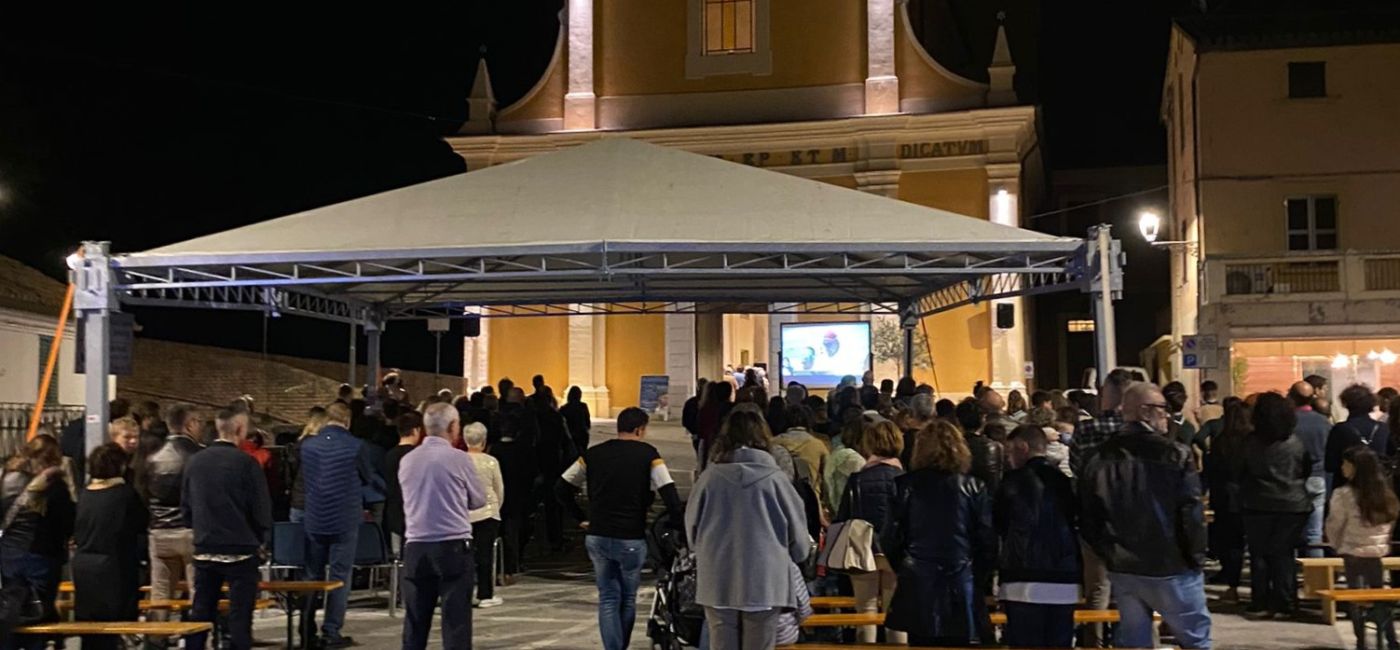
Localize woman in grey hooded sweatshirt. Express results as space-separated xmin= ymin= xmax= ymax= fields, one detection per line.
xmin=686 ymin=410 xmax=812 ymax=650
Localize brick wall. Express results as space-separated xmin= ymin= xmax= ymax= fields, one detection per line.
xmin=118 ymin=339 xmax=470 ymax=424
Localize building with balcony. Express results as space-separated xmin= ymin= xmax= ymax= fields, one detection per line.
xmin=446 ymin=0 xmax=1044 ymax=413
xmin=1163 ymin=4 xmax=1400 ymax=410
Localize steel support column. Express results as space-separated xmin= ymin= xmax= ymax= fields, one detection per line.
xmin=899 ymin=302 xmax=918 ymax=379
xmin=1091 ymin=225 xmax=1120 ymax=386
xmin=75 ymin=241 xmax=114 ymax=455
xmin=366 ymin=317 xmax=384 ymax=399
xmin=348 ymin=322 xmax=358 ymax=389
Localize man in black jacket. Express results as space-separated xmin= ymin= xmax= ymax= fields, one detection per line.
xmin=182 ymin=408 xmax=272 ymax=650
xmin=1080 ymin=383 xmax=1211 ymax=650
xmin=995 ymin=424 xmax=1081 ymax=648
xmin=142 ymin=403 xmax=205 ymax=638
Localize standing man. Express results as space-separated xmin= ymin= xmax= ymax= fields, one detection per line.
xmin=995 ymin=424 xmax=1081 ymax=648
xmin=142 ymin=403 xmax=205 ymax=645
xmin=181 ymin=408 xmax=271 ymax=650
xmin=399 ymin=403 xmax=487 ymax=650
xmin=556 ymin=407 xmax=683 ymax=650
xmin=1197 ymin=380 xmax=1223 ymax=426
xmin=383 ymin=410 xmax=425 ymax=556
xmin=1290 ymin=381 xmax=1330 ymax=558
xmin=1081 ymin=383 xmax=1210 ymax=649
xmin=300 ymin=401 xmax=374 ymax=648
xmin=1068 ymin=367 xmax=1133 ymax=648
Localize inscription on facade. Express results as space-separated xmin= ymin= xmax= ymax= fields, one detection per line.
xmin=713 ymin=147 xmax=850 ymax=167
xmin=898 ymin=139 xmax=989 ymax=159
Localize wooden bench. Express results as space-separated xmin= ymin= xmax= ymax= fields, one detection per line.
xmin=810 ymin=596 xmax=857 ymax=610
xmin=1310 ymin=585 xmax=1400 ymax=627
xmin=14 ymin=621 xmax=212 ymax=636
xmin=803 ymin=609 xmax=1147 ymax=629
xmin=801 ymin=612 xmax=885 ymax=628
xmin=1299 ymin=557 xmax=1400 ymax=623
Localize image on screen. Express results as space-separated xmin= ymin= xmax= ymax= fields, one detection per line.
xmin=779 ymin=322 xmax=872 ymax=388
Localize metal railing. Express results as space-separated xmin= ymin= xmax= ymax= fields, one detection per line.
xmin=0 ymin=403 xmax=84 ymax=459
xmin=1365 ymin=257 xmax=1400 ymax=291
xmin=1222 ymin=259 xmax=1341 ymax=296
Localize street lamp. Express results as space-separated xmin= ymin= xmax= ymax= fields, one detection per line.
xmin=1137 ymin=209 xmax=1195 ymax=248
xmin=1138 ymin=210 xmax=1161 ymax=243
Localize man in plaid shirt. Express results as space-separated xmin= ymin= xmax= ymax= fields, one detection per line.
xmin=1068 ymin=367 xmax=1134 ymax=647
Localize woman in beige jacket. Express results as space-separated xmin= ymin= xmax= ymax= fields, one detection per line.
xmin=1326 ymin=446 xmax=1399 ymax=650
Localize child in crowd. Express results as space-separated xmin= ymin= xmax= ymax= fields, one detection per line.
xmin=1326 ymin=446 xmax=1400 ymax=650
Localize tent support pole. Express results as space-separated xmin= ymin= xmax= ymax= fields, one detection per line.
xmin=899 ymin=302 xmax=919 ymax=379
xmin=366 ymin=316 xmax=383 ymax=399
xmin=76 ymin=241 xmax=114 ymax=455
xmin=1091 ymin=225 xmax=1119 ymax=386
xmin=348 ymin=321 xmax=357 ymax=389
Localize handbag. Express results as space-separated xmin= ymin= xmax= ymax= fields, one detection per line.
xmin=0 ymin=471 xmax=50 ymax=636
xmin=817 ymin=473 xmax=877 ymax=574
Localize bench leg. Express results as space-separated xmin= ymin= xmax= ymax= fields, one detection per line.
xmin=1302 ymin=565 xmax=1333 ymax=599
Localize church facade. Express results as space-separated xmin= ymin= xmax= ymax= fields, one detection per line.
xmin=447 ymin=0 xmax=1041 ymax=414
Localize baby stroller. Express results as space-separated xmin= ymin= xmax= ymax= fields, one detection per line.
xmin=646 ymin=517 xmax=705 ymax=650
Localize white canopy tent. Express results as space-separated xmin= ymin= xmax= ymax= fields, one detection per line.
xmin=72 ymin=138 xmax=1122 ymax=447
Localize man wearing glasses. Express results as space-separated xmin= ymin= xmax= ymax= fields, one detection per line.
xmin=1080 ymin=382 xmax=1211 ymax=649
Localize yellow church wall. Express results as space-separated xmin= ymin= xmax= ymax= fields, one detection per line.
xmin=596 ymin=0 xmax=864 ymax=97
xmin=813 ymin=175 xmax=858 ymax=189
xmin=894 ymin=3 xmax=985 ymax=111
xmin=896 ymin=168 xmax=991 ymax=395
xmin=605 ymin=314 xmax=668 ymax=414
xmin=896 ymin=168 xmax=989 ymax=218
xmin=913 ymin=306 xmax=990 ymax=398
xmin=488 ymin=316 xmax=570 ymax=393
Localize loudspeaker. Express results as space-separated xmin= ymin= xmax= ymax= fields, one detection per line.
xmin=464 ymin=315 xmax=481 ymax=338
xmin=995 ymin=303 xmax=1015 ymax=330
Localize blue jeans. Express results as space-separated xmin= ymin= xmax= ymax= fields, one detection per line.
xmin=303 ymin=529 xmax=359 ymax=640
xmin=585 ymin=535 xmax=647 ymax=650
xmin=1109 ymin=570 xmax=1212 ymax=650
xmin=1303 ymin=476 xmax=1326 ymax=558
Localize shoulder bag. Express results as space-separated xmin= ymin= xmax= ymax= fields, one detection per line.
xmin=817 ymin=472 xmax=877 ymax=574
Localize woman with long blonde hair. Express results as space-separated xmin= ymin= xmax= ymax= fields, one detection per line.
xmin=880 ymin=419 xmax=995 ymax=646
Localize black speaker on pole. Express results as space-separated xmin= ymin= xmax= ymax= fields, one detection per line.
xmin=464 ymin=315 xmax=481 ymax=338
xmin=995 ymin=303 xmax=1015 ymax=330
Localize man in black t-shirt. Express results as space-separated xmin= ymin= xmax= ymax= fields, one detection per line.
xmin=382 ymin=410 xmax=423 ymax=555
xmin=557 ymin=407 xmax=682 ymax=650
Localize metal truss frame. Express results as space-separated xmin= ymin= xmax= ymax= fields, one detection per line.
xmin=108 ymin=239 xmax=1116 ymax=324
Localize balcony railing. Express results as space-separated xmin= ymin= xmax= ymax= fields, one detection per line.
xmin=0 ymin=403 xmax=84 ymax=459
xmin=1209 ymin=251 xmax=1400 ymax=302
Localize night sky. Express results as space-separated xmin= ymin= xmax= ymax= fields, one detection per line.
xmin=0 ymin=1 xmax=1180 ymax=373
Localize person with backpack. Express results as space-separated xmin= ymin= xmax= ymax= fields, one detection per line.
xmin=1328 ymin=385 xmax=1393 ymax=493
xmin=1327 ymin=445 xmax=1400 ymax=650
xmin=834 ymin=419 xmax=905 ymax=644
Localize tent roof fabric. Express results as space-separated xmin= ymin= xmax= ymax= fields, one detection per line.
xmin=133 ymin=138 xmax=1073 ymax=263
xmin=113 ymin=138 xmax=1090 ymax=319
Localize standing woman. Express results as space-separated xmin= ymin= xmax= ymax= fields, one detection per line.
xmin=835 ymin=420 xmax=905 ymax=644
xmin=686 ymin=410 xmax=811 ymax=649
xmin=1239 ymin=392 xmax=1312 ymax=619
xmin=1204 ymin=397 xmax=1250 ymax=603
xmin=73 ymin=443 xmax=149 ymax=650
xmin=560 ymin=386 xmax=593 ymax=456
xmin=0 ymin=435 xmax=75 ymax=650
xmin=881 ymin=419 xmax=997 ymax=647
xmin=695 ymin=382 xmax=734 ymax=470
xmin=1326 ymin=446 xmax=1400 ymax=650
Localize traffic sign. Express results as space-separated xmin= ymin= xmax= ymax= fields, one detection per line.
xmin=1181 ymin=335 xmax=1218 ymax=369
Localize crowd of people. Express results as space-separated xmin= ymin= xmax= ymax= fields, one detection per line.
xmin=666 ymin=369 xmax=1400 ymax=650
xmin=2 ymin=372 xmax=594 ymax=650
xmin=7 ymin=365 xmax=1400 ymax=649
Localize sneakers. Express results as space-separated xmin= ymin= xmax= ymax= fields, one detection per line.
xmin=320 ymin=636 xmax=356 ymax=649
xmin=477 ymin=597 xmax=504 ymax=609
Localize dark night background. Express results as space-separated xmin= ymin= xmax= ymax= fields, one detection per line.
xmin=0 ymin=1 xmax=1184 ymax=375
